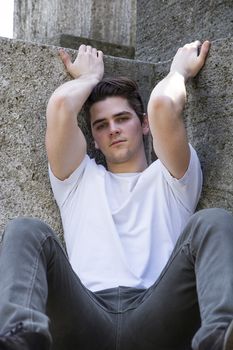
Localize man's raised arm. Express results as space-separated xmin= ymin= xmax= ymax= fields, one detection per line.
xmin=46 ymin=45 xmax=104 ymax=180
xmin=147 ymin=40 xmax=210 ymax=179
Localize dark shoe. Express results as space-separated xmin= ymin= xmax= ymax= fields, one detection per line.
xmin=0 ymin=332 xmax=50 ymax=350
xmin=224 ymin=321 xmax=233 ymax=350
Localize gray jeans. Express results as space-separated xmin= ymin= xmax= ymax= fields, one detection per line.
xmin=0 ymin=208 xmax=233 ymax=350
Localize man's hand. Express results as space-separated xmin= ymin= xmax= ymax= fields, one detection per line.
xmin=170 ymin=40 xmax=211 ymax=81
xmin=59 ymin=44 xmax=104 ymax=81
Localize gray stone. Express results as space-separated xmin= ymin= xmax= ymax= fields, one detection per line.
xmin=136 ymin=0 xmax=233 ymax=63
xmin=14 ymin=0 xmax=136 ymax=47
xmin=47 ymin=35 xmax=135 ymax=59
xmin=184 ymin=38 xmax=233 ymax=212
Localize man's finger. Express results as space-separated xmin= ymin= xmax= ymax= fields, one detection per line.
xmin=198 ymin=41 xmax=211 ymax=62
xmin=86 ymin=45 xmax=92 ymax=53
xmin=59 ymin=49 xmax=72 ymax=69
xmin=78 ymin=44 xmax=86 ymax=54
xmin=97 ymin=50 xmax=103 ymax=59
xmin=193 ymin=40 xmax=201 ymax=48
xmin=92 ymin=47 xmax=97 ymax=56
xmin=184 ymin=40 xmax=201 ymax=49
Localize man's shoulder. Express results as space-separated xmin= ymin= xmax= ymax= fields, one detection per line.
xmin=143 ymin=158 xmax=162 ymax=175
xmin=85 ymin=155 xmax=107 ymax=173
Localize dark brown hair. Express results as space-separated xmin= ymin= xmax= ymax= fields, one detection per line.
xmin=84 ymin=76 xmax=145 ymax=129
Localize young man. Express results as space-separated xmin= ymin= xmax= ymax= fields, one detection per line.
xmin=1 ymin=41 xmax=233 ymax=350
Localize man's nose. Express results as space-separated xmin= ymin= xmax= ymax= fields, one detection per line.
xmin=109 ymin=122 xmax=120 ymax=135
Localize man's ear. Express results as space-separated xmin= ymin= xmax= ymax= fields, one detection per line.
xmin=94 ymin=140 xmax=99 ymax=149
xmin=142 ymin=113 xmax=150 ymax=135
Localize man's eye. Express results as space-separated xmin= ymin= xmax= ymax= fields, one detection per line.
xmin=96 ymin=124 xmax=106 ymax=130
xmin=118 ymin=117 xmax=128 ymax=123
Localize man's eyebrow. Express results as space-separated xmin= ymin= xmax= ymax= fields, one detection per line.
xmin=92 ymin=111 xmax=132 ymax=128
xmin=92 ymin=118 xmax=106 ymax=128
xmin=113 ymin=111 xmax=132 ymax=117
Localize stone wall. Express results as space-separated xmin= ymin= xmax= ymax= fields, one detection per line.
xmin=185 ymin=38 xmax=233 ymax=211
xmin=14 ymin=0 xmax=136 ymax=47
xmin=136 ymin=0 xmax=233 ymax=62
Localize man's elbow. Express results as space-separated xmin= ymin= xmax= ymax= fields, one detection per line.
xmin=47 ymin=93 xmax=72 ymax=117
xmin=148 ymin=96 xmax=180 ymax=126
xmin=149 ymin=95 xmax=176 ymax=113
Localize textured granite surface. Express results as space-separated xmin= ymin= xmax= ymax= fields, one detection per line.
xmin=47 ymin=35 xmax=135 ymax=59
xmin=14 ymin=0 xmax=136 ymax=46
xmin=136 ymin=0 xmax=233 ymax=63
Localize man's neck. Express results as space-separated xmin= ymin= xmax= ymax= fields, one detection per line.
xmin=107 ymin=157 xmax=148 ymax=174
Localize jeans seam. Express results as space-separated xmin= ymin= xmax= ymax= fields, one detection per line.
xmin=25 ymin=231 xmax=65 ymax=329
xmin=26 ymin=234 xmax=50 ymax=330
xmin=116 ymin=287 xmax=121 ymax=350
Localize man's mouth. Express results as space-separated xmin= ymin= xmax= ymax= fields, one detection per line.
xmin=110 ymin=140 xmax=126 ymax=147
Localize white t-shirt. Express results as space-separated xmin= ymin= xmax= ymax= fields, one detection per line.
xmin=49 ymin=144 xmax=202 ymax=292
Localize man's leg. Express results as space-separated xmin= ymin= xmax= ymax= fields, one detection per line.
xmin=0 ymin=217 xmax=115 ymax=350
xmin=121 ymin=208 xmax=233 ymax=350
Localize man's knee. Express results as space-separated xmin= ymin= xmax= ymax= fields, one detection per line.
xmin=3 ymin=217 xmax=55 ymax=245
xmin=191 ymin=208 xmax=233 ymax=232
xmin=187 ymin=208 xmax=233 ymax=251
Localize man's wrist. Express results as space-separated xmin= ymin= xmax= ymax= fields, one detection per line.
xmin=168 ymin=70 xmax=187 ymax=83
xmin=75 ymin=74 xmax=102 ymax=85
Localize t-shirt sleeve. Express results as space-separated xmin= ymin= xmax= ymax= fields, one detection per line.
xmin=48 ymin=155 xmax=89 ymax=208
xmin=158 ymin=144 xmax=203 ymax=213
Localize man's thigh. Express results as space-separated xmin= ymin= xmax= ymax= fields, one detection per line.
xmin=46 ymin=244 xmax=116 ymax=350
xmin=120 ymin=245 xmax=200 ymax=350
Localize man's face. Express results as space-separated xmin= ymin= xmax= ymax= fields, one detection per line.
xmin=90 ymin=96 xmax=149 ymax=171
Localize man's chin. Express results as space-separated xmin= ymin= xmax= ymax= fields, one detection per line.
xmin=102 ymin=149 xmax=129 ymax=163
xmin=106 ymin=154 xmax=131 ymax=165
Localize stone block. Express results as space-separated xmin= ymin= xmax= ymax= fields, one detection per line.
xmin=47 ymin=35 xmax=135 ymax=59
xmin=136 ymin=0 xmax=233 ymax=63
xmin=184 ymin=38 xmax=233 ymax=211
xmin=14 ymin=0 xmax=136 ymax=47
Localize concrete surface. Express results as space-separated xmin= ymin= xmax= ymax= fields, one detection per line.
xmin=47 ymin=35 xmax=135 ymax=59
xmin=14 ymin=0 xmax=136 ymax=47
xmin=136 ymin=0 xmax=233 ymax=62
